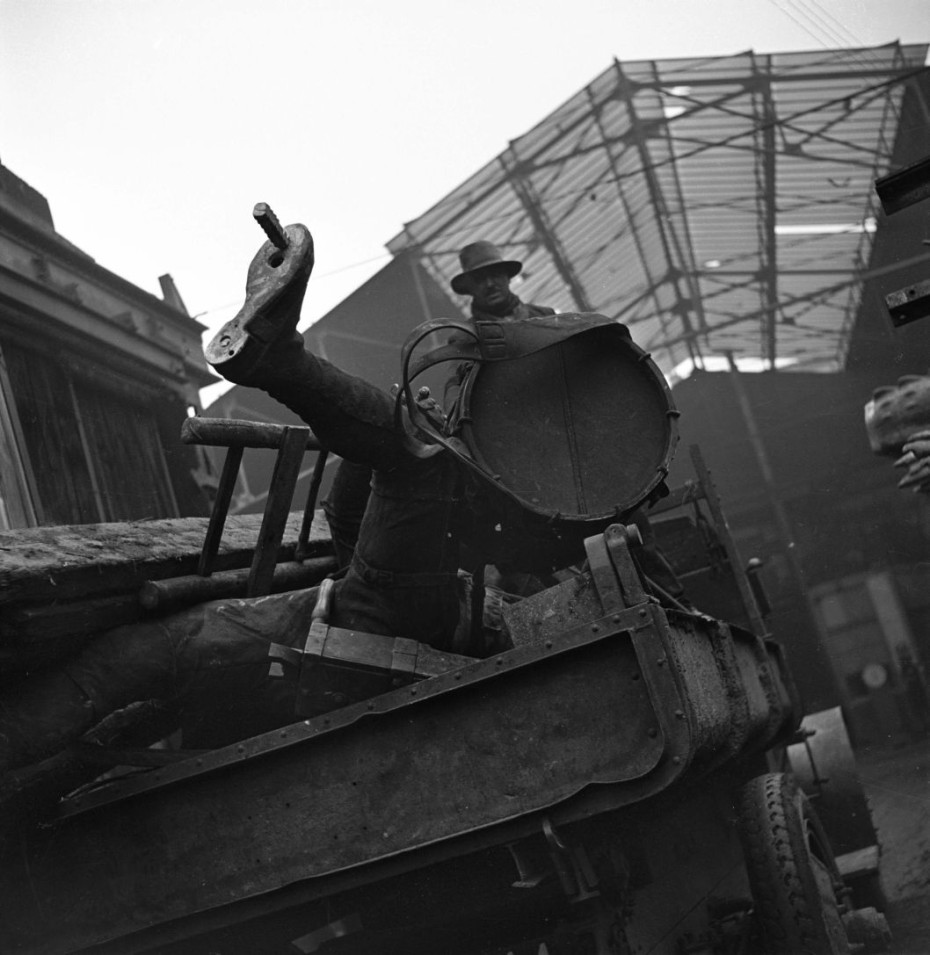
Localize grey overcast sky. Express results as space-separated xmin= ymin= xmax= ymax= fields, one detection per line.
xmin=1 ymin=0 xmax=927 ymax=405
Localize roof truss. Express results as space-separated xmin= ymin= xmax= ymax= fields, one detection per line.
xmin=389 ymin=44 xmax=930 ymax=378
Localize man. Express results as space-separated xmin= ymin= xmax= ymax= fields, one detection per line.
xmin=450 ymin=240 xmax=553 ymax=321
xmin=444 ymin=240 xmax=684 ymax=602
xmin=443 ymin=240 xmax=555 ymax=416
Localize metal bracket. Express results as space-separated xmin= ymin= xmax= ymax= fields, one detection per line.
xmin=884 ymin=278 xmax=930 ymax=328
xmin=505 ymin=819 xmax=602 ymax=900
xmin=875 ymin=154 xmax=930 ymax=216
xmin=506 ymin=841 xmax=548 ymax=890
xmin=584 ymin=523 xmax=648 ymax=613
xmin=605 ymin=524 xmax=647 ymax=606
xmin=542 ymin=817 xmax=600 ymax=903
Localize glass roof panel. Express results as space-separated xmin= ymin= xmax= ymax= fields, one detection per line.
xmin=388 ymin=44 xmax=929 ymax=376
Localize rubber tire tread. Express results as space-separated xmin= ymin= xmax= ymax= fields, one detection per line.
xmin=737 ymin=772 xmax=850 ymax=955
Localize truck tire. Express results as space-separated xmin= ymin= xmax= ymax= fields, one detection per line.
xmin=738 ymin=772 xmax=851 ymax=954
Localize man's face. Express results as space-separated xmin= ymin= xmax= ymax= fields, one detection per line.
xmin=465 ymin=265 xmax=512 ymax=311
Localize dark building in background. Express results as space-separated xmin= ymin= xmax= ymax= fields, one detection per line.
xmin=0 ymin=162 xmax=217 ymax=527
xmin=665 ymin=76 xmax=930 ymax=745
xmin=669 ymin=367 xmax=930 ymax=745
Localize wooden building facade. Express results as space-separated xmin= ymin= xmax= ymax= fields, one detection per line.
xmin=0 ymin=162 xmax=217 ymax=529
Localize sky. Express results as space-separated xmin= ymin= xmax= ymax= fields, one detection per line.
xmin=1 ymin=0 xmax=927 ymax=407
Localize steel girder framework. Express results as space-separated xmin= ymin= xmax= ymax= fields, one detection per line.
xmin=387 ymin=44 xmax=929 ymax=380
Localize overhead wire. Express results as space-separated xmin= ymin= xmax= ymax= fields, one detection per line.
xmin=191 ymin=251 xmax=392 ymax=320
xmin=768 ymin=0 xmax=891 ymax=71
xmin=769 ymin=0 xmax=844 ymax=49
xmin=798 ymin=0 xmax=866 ymax=47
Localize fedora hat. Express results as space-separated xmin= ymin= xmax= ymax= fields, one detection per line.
xmin=451 ymin=241 xmax=522 ymax=294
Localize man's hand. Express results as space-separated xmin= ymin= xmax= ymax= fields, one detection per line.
xmin=895 ymin=429 xmax=930 ymax=492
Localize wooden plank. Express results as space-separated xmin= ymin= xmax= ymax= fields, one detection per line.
xmin=180 ymin=416 xmax=323 ymax=451
xmin=0 ymin=510 xmax=333 ymax=607
xmin=139 ymin=558 xmax=336 ymax=615
xmin=0 ymin=513 xmax=335 ymax=676
xmin=197 ymin=445 xmax=244 ymax=577
xmin=248 ymin=428 xmax=309 ymax=596
xmin=7 ymin=557 xmax=337 ymax=640
xmin=0 ymin=558 xmax=338 ymax=675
